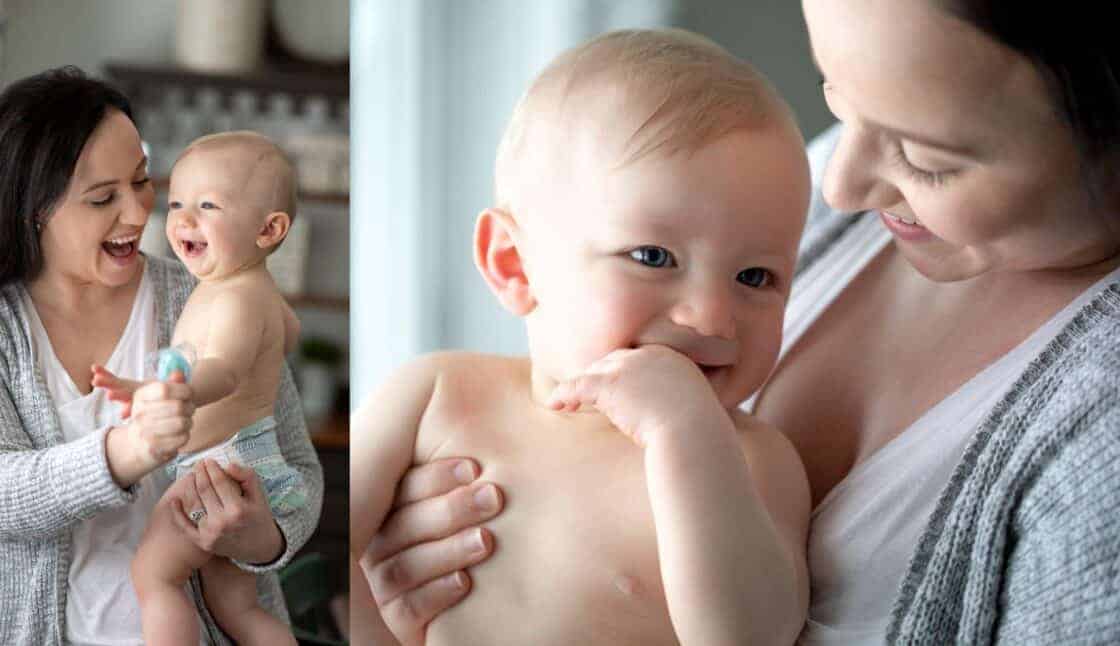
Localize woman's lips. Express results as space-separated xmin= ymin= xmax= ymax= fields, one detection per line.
xmin=880 ymin=210 xmax=934 ymax=242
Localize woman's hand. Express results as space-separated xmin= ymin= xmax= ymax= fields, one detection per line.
xmin=355 ymin=458 xmax=502 ymax=643
xmin=104 ymin=371 xmax=195 ymax=487
xmin=170 ymin=459 xmax=285 ymax=565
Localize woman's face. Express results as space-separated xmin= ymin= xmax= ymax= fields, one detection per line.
xmin=802 ymin=0 xmax=1120 ymax=281
xmin=38 ymin=109 xmax=154 ymax=289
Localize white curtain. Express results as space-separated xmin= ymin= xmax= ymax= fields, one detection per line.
xmin=351 ymin=0 xmax=678 ymax=405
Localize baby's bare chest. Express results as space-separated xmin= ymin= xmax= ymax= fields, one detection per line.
xmin=419 ymin=407 xmax=680 ymax=646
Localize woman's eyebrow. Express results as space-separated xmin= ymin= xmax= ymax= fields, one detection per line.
xmin=81 ymin=157 xmax=151 ymax=194
xmin=82 ymin=179 xmax=118 ymax=194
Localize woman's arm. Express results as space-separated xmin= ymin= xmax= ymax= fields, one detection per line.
xmin=0 ymin=373 xmax=193 ymax=539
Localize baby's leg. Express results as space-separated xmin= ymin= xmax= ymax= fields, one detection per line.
xmin=200 ymin=557 xmax=297 ymax=645
xmin=131 ymin=497 xmax=213 ymax=646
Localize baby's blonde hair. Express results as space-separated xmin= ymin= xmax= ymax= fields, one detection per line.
xmin=494 ymin=29 xmax=794 ymax=212
xmin=176 ymin=130 xmax=298 ymax=223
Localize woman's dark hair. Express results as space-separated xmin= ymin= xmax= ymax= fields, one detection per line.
xmin=937 ymin=2 xmax=1119 ymax=201
xmin=0 ymin=66 xmax=134 ymax=285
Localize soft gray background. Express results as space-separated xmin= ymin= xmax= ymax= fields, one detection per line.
xmin=351 ymin=0 xmax=831 ymax=403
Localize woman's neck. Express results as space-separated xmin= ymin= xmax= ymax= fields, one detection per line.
xmin=26 ymin=258 xmax=145 ymax=318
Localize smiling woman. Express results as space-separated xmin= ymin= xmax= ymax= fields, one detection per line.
xmin=0 ymin=67 xmax=322 ymax=645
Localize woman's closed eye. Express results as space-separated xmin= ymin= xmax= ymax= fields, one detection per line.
xmin=737 ymin=267 xmax=773 ymax=288
xmin=893 ymin=143 xmax=959 ymax=187
xmin=628 ymin=245 xmax=677 ymax=268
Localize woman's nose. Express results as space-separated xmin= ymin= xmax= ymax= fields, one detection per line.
xmin=821 ymin=124 xmax=903 ymax=214
xmin=669 ymin=282 xmax=736 ymax=340
xmin=120 ymin=186 xmax=154 ymax=226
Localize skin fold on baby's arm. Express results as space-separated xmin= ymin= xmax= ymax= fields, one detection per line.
xmin=350 ymin=353 xmax=447 ymax=646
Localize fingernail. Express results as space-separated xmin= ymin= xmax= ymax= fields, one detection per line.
xmin=449 ymin=571 xmax=468 ymax=590
xmin=467 ymin=528 xmax=488 ymax=557
xmin=473 ymin=484 xmax=498 ymax=513
xmin=453 ymin=460 xmax=477 ymax=484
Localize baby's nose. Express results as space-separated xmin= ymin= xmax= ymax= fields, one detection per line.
xmin=668 ymin=286 xmax=736 ymax=340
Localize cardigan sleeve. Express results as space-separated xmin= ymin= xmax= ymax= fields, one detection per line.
xmin=994 ymin=401 xmax=1120 ymax=644
xmin=0 ymin=327 xmax=136 ymax=540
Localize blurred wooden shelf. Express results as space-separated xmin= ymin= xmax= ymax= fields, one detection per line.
xmin=105 ymin=61 xmax=348 ymax=105
xmin=286 ymin=294 xmax=348 ymax=312
xmin=310 ymin=413 xmax=348 ymax=450
xmin=150 ymin=178 xmax=348 ymax=206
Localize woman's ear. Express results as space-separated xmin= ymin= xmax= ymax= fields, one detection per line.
xmin=474 ymin=207 xmax=536 ymax=315
xmin=257 ymin=211 xmax=292 ymax=250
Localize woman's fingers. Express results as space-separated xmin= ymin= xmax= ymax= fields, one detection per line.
xmin=363 ymin=527 xmax=493 ymax=606
xmin=171 ymin=497 xmax=204 ymax=541
xmin=393 ymin=459 xmax=481 ymax=509
xmin=202 ymin=459 xmax=244 ymax=508
xmin=367 ymin=482 xmax=503 ymax=566
xmin=377 ymin=570 xmax=473 ymax=644
xmin=193 ymin=462 xmax=225 ymax=513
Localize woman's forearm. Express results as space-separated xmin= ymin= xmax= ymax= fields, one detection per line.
xmin=645 ymin=427 xmax=803 ymax=646
xmin=0 ymin=428 xmax=137 ymax=540
xmin=105 ymin=424 xmax=158 ymax=487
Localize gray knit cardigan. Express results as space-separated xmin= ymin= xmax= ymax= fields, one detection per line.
xmin=800 ymin=126 xmax=1120 ymax=645
xmin=0 ymin=255 xmax=324 ymax=645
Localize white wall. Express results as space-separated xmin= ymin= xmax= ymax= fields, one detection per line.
xmin=1 ymin=0 xmax=175 ymax=85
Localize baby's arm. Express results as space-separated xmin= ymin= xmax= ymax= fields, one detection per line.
xmin=188 ymin=290 xmax=265 ymax=407
xmin=350 ymin=354 xmax=445 ymax=646
xmin=549 ymin=345 xmax=810 ymax=646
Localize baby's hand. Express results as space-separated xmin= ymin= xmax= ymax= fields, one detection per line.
xmin=91 ymin=364 xmax=145 ymax=418
xmin=546 ymin=345 xmax=729 ymax=447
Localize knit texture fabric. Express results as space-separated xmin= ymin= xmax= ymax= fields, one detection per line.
xmin=801 ymin=125 xmax=1120 ymax=645
xmin=0 ymin=255 xmax=324 ymax=645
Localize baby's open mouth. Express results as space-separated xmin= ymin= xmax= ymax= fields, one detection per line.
xmin=697 ymin=363 xmax=723 ymax=377
xmin=180 ymin=239 xmax=208 ymax=257
xmin=102 ymin=234 xmax=139 ymax=258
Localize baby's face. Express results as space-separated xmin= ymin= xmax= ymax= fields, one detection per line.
xmin=522 ymin=127 xmax=810 ymax=409
xmin=166 ymin=147 xmax=270 ymax=281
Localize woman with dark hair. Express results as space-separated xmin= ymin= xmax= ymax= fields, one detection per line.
xmin=0 ymin=67 xmax=323 ymax=644
xmin=355 ymin=1 xmax=1120 ymax=644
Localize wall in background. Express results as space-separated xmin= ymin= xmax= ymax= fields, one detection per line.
xmin=1 ymin=0 xmax=174 ymax=85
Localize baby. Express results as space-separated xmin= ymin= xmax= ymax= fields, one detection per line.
xmin=93 ymin=131 xmax=304 ymax=645
xmin=352 ymin=29 xmax=812 ymax=645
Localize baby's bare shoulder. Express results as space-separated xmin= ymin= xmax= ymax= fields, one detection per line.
xmin=730 ymin=410 xmax=807 ymax=480
xmin=419 ymin=351 xmax=528 ymax=403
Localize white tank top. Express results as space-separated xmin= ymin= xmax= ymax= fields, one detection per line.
xmin=749 ymin=214 xmax=1120 ymax=645
xmin=20 ymin=264 xmax=202 ymax=645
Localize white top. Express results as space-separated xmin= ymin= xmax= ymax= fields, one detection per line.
xmin=19 ymin=264 xmax=200 ymax=645
xmin=750 ymin=214 xmax=1120 ymax=645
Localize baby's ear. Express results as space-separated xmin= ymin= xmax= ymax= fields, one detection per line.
xmin=257 ymin=211 xmax=291 ymax=250
xmin=474 ymin=207 xmax=536 ymax=315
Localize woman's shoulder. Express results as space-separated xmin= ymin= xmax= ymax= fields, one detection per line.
xmin=144 ymin=254 xmax=196 ymax=293
xmin=0 ymin=283 xmax=29 ymax=363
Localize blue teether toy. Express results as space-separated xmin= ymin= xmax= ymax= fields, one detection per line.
xmin=150 ymin=343 xmax=196 ymax=383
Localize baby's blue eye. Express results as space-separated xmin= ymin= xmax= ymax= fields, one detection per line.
xmin=168 ymin=201 xmax=182 ymax=210
xmin=629 ymin=246 xmax=676 ymax=268
xmin=737 ymin=267 xmax=772 ymax=288
xmin=200 ymin=201 xmax=217 ymax=210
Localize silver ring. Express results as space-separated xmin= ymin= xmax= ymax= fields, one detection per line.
xmin=188 ymin=508 xmax=207 ymax=525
